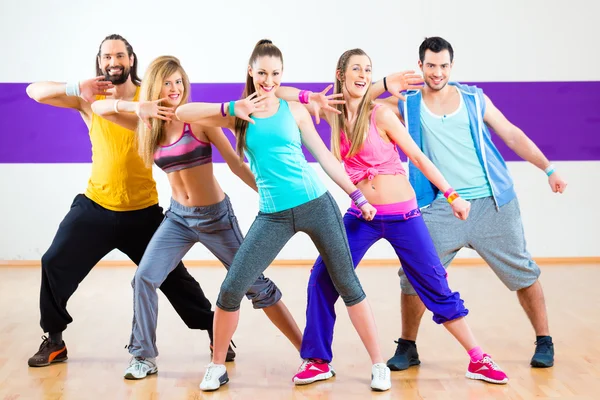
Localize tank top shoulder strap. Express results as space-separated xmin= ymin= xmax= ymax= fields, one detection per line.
xmin=370 ymin=103 xmax=382 ymax=132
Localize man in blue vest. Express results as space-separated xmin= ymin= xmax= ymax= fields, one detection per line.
xmin=375 ymin=36 xmax=567 ymax=371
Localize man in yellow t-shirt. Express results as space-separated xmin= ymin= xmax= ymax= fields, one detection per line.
xmin=25 ymin=34 xmax=215 ymax=367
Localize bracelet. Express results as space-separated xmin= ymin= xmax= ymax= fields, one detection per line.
xmin=544 ymin=164 xmax=556 ymax=177
xmin=444 ymin=187 xmax=460 ymax=204
xmin=220 ymin=102 xmax=226 ymax=117
xmin=446 ymin=192 xmax=459 ymax=204
xmin=65 ymin=81 xmax=81 ymax=97
xmin=113 ymin=99 xmax=120 ymax=114
xmin=443 ymin=187 xmax=455 ymax=199
xmin=350 ymin=189 xmax=368 ymax=208
xmin=228 ymin=101 xmax=235 ymax=117
xmin=299 ymin=90 xmax=312 ymax=104
xmin=383 ymin=76 xmax=388 ymax=92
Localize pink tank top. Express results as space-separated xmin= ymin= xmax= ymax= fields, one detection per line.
xmin=340 ymin=104 xmax=406 ymax=184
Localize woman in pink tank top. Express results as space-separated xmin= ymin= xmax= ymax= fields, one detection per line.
xmin=278 ymin=49 xmax=509 ymax=386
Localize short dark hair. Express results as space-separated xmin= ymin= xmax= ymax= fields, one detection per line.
xmin=419 ymin=37 xmax=454 ymax=63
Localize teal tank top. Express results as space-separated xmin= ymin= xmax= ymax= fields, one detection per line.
xmin=245 ymin=99 xmax=327 ymax=213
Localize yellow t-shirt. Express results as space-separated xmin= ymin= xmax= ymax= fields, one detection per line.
xmin=84 ymin=88 xmax=159 ymax=211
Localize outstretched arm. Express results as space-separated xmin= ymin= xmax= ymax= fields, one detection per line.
xmin=376 ymin=106 xmax=471 ymax=220
xmin=91 ymin=99 xmax=146 ymax=131
xmin=176 ymin=93 xmax=267 ymax=131
xmin=483 ymin=94 xmax=567 ymax=193
xmin=371 ymin=71 xmax=423 ymax=100
xmin=276 ymin=84 xmax=343 ymax=125
xmin=26 ymin=77 xmax=113 ymax=110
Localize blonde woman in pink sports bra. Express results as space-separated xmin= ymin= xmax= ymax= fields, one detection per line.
xmin=277 ymin=48 xmax=509 ymax=386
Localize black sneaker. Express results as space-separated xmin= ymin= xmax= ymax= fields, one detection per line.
xmin=210 ymin=340 xmax=236 ymax=362
xmin=531 ymin=337 xmax=554 ymax=368
xmin=28 ymin=335 xmax=68 ymax=367
xmin=386 ymin=338 xmax=420 ymax=371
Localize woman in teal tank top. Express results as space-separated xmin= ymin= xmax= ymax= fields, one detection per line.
xmin=177 ymin=39 xmax=392 ymax=392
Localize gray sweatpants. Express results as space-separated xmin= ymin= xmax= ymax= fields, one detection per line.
xmin=399 ymin=196 xmax=541 ymax=294
xmin=216 ymin=191 xmax=367 ymax=312
xmin=128 ymin=195 xmax=282 ymax=358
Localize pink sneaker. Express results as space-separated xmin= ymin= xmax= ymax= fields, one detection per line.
xmin=292 ymin=359 xmax=335 ymax=385
xmin=465 ymin=354 xmax=508 ymax=384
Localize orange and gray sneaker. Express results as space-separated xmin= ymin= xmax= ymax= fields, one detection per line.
xmin=28 ymin=335 xmax=68 ymax=367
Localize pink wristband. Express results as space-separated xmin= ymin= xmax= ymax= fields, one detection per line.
xmin=299 ymin=90 xmax=312 ymax=104
xmin=443 ymin=188 xmax=455 ymax=199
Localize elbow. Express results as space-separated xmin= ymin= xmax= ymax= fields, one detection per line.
xmin=409 ymin=152 xmax=425 ymax=169
xmin=174 ymin=106 xmax=186 ymax=122
xmin=26 ymin=84 xmax=42 ymax=102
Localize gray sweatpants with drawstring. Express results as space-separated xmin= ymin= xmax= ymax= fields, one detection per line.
xmin=128 ymin=195 xmax=282 ymax=358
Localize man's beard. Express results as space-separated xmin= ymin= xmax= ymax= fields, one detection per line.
xmin=104 ymin=66 xmax=131 ymax=85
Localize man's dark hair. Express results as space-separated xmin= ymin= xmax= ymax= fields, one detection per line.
xmin=419 ymin=37 xmax=454 ymax=63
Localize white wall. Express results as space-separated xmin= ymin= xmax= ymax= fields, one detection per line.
xmin=1 ymin=0 xmax=599 ymax=261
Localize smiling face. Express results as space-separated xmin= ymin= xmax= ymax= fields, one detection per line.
xmin=248 ymin=55 xmax=282 ymax=98
xmin=159 ymin=71 xmax=185 ymax=107
xmin=97 ymin=39 xmax=134 ymax=85
xmin=338 ymin=54 xmax=372 ymax=99
xmin=419 ymin=49 xmax=453 ymax=91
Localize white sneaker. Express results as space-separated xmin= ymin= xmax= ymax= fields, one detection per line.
xmin=124 ymin=356 xmax=158 ymax=380
xmin=371 ymin=363 xmax=391 ymax=391
xmin=199 ymin=362 xmax=229 ymax=391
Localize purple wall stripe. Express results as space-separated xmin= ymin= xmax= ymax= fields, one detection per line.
xmin=1 ymin=81 xmax=598 ymax=163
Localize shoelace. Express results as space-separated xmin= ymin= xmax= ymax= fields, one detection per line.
xmin=534 ymin=340 xmax=553 ymax=354
xmin=373 ymin=364 xmax=388 ymax=380
xmin=481 ymin=356 xmax=500 ymax=371
xmin=129 ymin=356 xmax=152 ymax=369
xmin=204 ymin=363 xmax=220 ymax=381
xmin=393 ymin=340 xmax=412 ymax=356
xmin=38 ymin=335 xmax=51 ymax=351
xmin=297 ymin=360 xmax=310 ymax=373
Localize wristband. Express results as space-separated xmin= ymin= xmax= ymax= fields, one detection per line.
xmin=220 ymin=102 xmax=226 ymax=117
xmin=544 ymin=164 xmax=556 ymax=177
xmin=65 ymin=81 xmax=81 ymax=97
xmin=228 ymin=101 xmax=235 ymax=117
xmin=350 ymin=189 xmax=368 ymax=208
xmin=444 ymin=187 xmax=460 ymax=204
xmin=113 ymin=99 xmax=120 ymax=114
xmin=383 ymin=76 xmax=388 ymax=92
xmin=299 ymin=90 xmax=312 ymax=104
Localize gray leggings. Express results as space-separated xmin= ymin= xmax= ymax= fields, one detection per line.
xmin=216 ymin=191 xmax=366 ymax=312
xmin=128 ymin=195 xmax=282 ymax=358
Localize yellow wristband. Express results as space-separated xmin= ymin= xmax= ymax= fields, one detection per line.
xmin=447 ymin=192 xmax=459 ymax=204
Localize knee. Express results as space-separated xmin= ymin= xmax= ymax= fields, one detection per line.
xmin=217 ymin=278 xmax=243 ymax=312
xmin=133 ymin=266 xmax=161 ymax=292
xmin=41 ymin=248 xmax=59 ymax=273
xmin=400 ymin=276 xmax=418 ymax=296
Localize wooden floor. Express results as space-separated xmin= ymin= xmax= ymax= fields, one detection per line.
xmin=0 ymin=264 xmax=598 ymax=400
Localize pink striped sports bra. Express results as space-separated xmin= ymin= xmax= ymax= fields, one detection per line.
xmin=340 ymin=104 xmax=406 ymax=184
xmin=154 ymin=123 xmax=212 ymax=173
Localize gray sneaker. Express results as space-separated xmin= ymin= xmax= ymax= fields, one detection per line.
xmin=124 ymin=356 xmax=158 ymax=380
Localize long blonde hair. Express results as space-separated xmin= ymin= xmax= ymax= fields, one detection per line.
xmin=137 ymin=55 xmax=191 ymax=167
xmin=329 ymin=49 xmax=374 ymax=160
xmin=234 ymin=39 xmax=283 ymax=159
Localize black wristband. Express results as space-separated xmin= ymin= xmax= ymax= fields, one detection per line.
xmin=383 ymin=76 xmax=388 ymax=92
